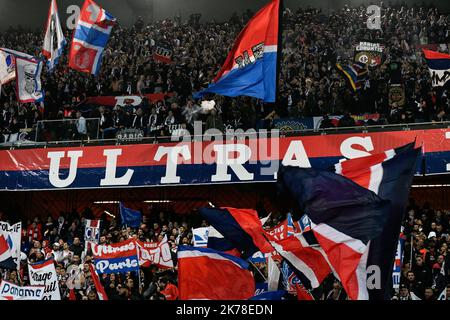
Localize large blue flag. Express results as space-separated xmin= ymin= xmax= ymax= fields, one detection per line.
xmin=119 ymin=203 xmax=142 ymax=228
xmin=194 ymin=0 xmax=281 ymax=102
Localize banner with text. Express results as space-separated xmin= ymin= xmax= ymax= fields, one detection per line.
xmin=28 ymin=258 xmax=61 ymax=300
xmin=0 ymin=128 xmax=449 ymax=191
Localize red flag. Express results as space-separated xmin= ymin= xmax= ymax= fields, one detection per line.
xmin=89 ymin=263 xmax=108 ymax=300
xmin=177 ymin=246 xmax=255 ymax=300
xmin=68 ymin=289 xmax=76 ymax=301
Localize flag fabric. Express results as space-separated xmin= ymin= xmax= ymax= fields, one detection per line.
xmin=277 ymin=166 xmax=391 ymax=300
xmin=177 ymin=246 xmax=255 ymax=300
xmin=267 ymin=255 xmax=281 ymax=291
xmin=0 ymin=49 xmax=16 ymax=85
xmin=336 ymin=62 xmax=368 ymax=91
xmin=0 ymin=48 xmax=36 ymax=87
xmin=0 ymin=222 xmax=21 ymax=270
xmin=199 ymin=207 xmax=273 ymax=259
xmin=68 ymin=288 xmax=77 ymax=300
xmin=28 ymin=258 xmax=61 ymax=300
xmin=69 ymin=0 xmax=116 ymax=75
xmin=269 ymin=233 xmax=331 ymax=289
xmin=153 ymin=43 xmax=173 ymax=64
xmin=207 ymin=225 xmax=236 ymax=253
xmin=192 ymin=227 xmax=209 ymax=247
xmin=335 ymin=145 xmax=421 ymax=300
xmin=0 ymin=280 xmax=45 ymax=300
xmin=207 ymin=215 xmax=270 ymax=258
xmin=42 ymin=0 xmax=66 ymax=71
xmin=280 ymin=260 xmax=314 ymax=300
xmin=91 ymin=238 xmax=139 ymax=274
xmin=119 ymin=202 xmax=142 ymax=228
xmin=88 ymin=263 xmax=108 ymax=300
xmin=422 ymin=49 xmax=450 ymax=87
xmin=194 ymin=0 xmax=281 ymax=102
xmin=297 ymin=214 xmax=311 ymax=233
xmin=15 ymin=56 xmax=44 ymax=103
xmin=136 ymin=236 xmax=174 ymax=269
xmin=84 ymin=219 xmax=101 ymax=243
xmin=392 ymin=228 xmax=406 ymax=291
xmin=0 ymin=231 xmax=14 ymax=269
xmin=286 ymin=213 xmax=295 ymax=236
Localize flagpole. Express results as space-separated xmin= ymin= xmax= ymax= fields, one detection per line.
xmin=249 ymin=260 xmax=267 ymax=282
xmin=274 ymin=0 xmax=284 ymax=106
xmin=409 ymin=234 xmax=413 ymax=271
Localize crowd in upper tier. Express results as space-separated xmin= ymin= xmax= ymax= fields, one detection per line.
xmin=0 ymin=3 xmax=450 ymax=143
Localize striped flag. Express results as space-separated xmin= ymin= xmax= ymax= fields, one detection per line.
xmin=88 ymin=263 xmax=108 ymax=300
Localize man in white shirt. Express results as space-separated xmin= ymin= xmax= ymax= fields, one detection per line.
xmin=75 ymin=111 xmax=87 ymax=140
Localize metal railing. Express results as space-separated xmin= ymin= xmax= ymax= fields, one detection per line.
xmin=34 ymin=118 xmax=100 ymax=143
xmin=1 ymin=120 xmax=449 ymax=150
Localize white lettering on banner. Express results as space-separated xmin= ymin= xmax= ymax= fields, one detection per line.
xmin=95 ymin=258 xmax=139 ymax=273
xmin=48 ymin=151 xmax=83 ymax=188
xmin=154 ymin=145 xmax=191 ymax=184
xmin=211 ymin=144 xmax=254 ymax=182
xmin=66 ymin=5 xmax=80 ymax=30
xmin=446 ymin=132 xmax=450 ymax=172
xmin=340 ymin=137 xmax=374 ymax=159
xmin=0 ymin=282 xmax=44 ymax=300
xmin=115 ymin=96 xmax=143 ymax=107
xmin=100 ymin=149 xmax=134 ymax=186
xmin=91 ymin=241 xmax=136 ymax=256
xmin=28 ymin=261 xmax=61 ymax=300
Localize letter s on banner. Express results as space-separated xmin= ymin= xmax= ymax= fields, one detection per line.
xmin=340 ymin=137 xmax=374 ymax=159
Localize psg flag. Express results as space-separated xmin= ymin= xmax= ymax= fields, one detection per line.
xmin=277 ymin=166 xmax=391 ymax=300
xmin=194 ymin=0 xmax=281 ymax=102
xmin=42 ymin=0 xmax=66 ymax=71
xmin=177 ymin=246 xmax=255 ymax=300
xmin=69 ymin=0 xmax=116 ymax=75
xmin=336 ymin=143 xmax=420 ymax=299
xmin=199 ymin=207 xmax=274 ymax=259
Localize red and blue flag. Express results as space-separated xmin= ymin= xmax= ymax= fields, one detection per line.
xmin=199 ymin=207 xmax=273 ymax=259
xmin=177 ymin=246 xmax=255 ymax=300
xmin=194 ymin=0 xmax=281 ymax=102
xmin=277 ymin=165 xmax=391 ymax=300
xmin=69 ymin=0 xmax=116 ymax=75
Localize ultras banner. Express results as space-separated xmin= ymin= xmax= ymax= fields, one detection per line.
xmin=0 ymin=128 xmax=449 ymax=191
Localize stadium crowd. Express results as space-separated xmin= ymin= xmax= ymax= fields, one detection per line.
xmin=0 ymin=3 xmax=450 ymax=142
xmin=0 ymin=197 xmax=450 ymax=300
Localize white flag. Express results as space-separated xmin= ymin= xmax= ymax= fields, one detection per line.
xmin=43 ymin=0 xmax=66 ymax=71
xmin=15 ymin=56 xmax=44 ymax=103
xmin=268 ymin=255 xmax=280 ymax=291
xmin=0 ymin=280 xmax=45 ymax=300
xmin=192 ymin=227 xmax=209 ymax=247
xmin=28 ymin=258 xmax=61 ymax=300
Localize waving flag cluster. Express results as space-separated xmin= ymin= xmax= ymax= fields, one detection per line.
xmin=195 ymin=0 xmax=281 ymax=102
xmin=69 ymin=0 xmax=116 ymax=75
